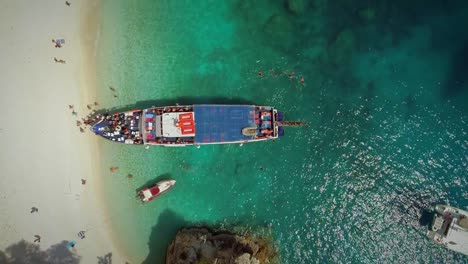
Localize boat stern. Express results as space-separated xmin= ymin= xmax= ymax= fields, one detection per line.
xmin=138 ymin=188 xmax=153 ymax=203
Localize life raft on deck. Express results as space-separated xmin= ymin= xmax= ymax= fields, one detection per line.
xmin=242 ymin=126 xmax=257 ymax=136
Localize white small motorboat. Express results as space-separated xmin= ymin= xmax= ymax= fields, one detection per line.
xmin=138 ymin=179 xmax=176 ymax=203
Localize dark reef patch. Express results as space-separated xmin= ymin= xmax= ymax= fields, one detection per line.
xmin=443 ymin=42 xmax=468 ymax=98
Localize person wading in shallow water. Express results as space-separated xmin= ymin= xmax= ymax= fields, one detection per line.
xmin=34 ymin=235 xmax=41 ymax=243
xmin=30 ymin=207 xmax=38 ymax=213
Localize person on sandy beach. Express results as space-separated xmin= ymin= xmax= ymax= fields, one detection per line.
xmin=65 ymin=1 xmax=71 ymax=6
xmin=76 ymin=120 xmax=82 ymax=126
xmin=68 ymin=105 xmax=74 ymax=109
xmin=77 ymin=231 xmax=86 ymax=239
xmin=66 ymin=241 xmax=76 ymax=249
xmin=30 ymin=207 xmax=38 ymax=213
xmin=54 ymin=57 xmax=66 ymax=64
xmin=52 ymin=39 xmax=62 ymax=48
xmin=94 ymin=101 xmax=99 ymax=106
xmin=72 ymin=110 xmax=77 ymax=116
xmin=33 ymin=235 xmax=41 ymax=243
xmin=87 ymin=104 xmax=92 ymax=110
xmin=79 ymin=127 xmax=85 ymax=133
xmin=81 ymin=179 xmax=86 ymax=185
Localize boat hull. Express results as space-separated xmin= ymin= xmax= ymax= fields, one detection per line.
xmin=89 ymin=104 xmax=282 ymax=146
xmin=427 ymin=205 xmax=468 ymax=256
xmin=138 ymin=179 xmax=176 ymax=203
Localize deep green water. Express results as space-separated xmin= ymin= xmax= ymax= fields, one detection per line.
xmin=95 ymin=1 xmax=468 ymax=263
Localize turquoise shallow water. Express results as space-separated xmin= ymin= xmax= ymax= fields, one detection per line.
xmin=95 ymin=1 xmax=468 ymax=263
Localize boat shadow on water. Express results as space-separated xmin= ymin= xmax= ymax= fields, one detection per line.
xmin=419 ymin=208 xmax=435 ymax=228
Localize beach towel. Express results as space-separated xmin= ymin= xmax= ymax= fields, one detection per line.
xmin=66 ymin=241 xmax=76 ymax=248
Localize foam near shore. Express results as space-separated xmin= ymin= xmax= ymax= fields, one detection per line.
xmin=0 ymin=0 xmax=127 ymax=262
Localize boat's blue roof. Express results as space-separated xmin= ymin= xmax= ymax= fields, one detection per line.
xmin=194 ymin=105 xmax=256 ymax=143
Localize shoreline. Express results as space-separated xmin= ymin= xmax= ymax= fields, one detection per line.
xmin=0 ymin=0 xmax=127 ymax=262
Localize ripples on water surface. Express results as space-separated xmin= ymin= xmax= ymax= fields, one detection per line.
xmin=96 ymin=0 xmax=468 ymax=263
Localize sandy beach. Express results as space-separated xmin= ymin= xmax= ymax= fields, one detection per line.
xmin=0 ymin=0 xmax=126 ymax=262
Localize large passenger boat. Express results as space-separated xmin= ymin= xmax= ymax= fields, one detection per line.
xmin=86 ymin=104 xmax=305 ymax=146
xmin=427 ymin=205 xmax=468 ymax=256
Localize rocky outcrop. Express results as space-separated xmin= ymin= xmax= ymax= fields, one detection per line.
xmin=166 ymin=228 xmax=277 ymax=264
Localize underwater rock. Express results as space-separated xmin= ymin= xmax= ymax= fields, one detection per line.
xmin=358 ymin=7 xmax=376 ymax=22
xmin=328 ymin=28 xmax=356 ymax=66
xmin=285 ymin=0 xmax=307 ymax=15
xmin=262 ymin=14 xmax=295 ymax=50
xmin=166 ymin=228 xmax=277 ymax=264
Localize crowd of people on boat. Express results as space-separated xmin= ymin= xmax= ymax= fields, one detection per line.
xmin=148 ymin=105 xmax=194 ymax=115
xmin=92 ymin=112 xmax=143 ymax=144
xmin=253 ymin=108 xmax=275 ymax=138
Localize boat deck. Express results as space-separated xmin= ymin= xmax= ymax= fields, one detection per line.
xmin=92 ymin=111 xmax=143 ymax=144
xmin=193 ymin=105 xmax=266 ymax=143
